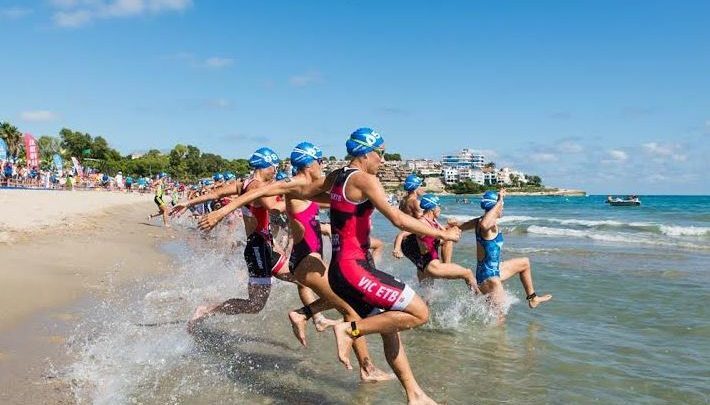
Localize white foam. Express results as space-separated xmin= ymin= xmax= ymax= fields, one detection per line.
xmin=526 ymin=225 xmax=709 ymax=250
xmin=659 ymin=225 xmax=710 ymax=237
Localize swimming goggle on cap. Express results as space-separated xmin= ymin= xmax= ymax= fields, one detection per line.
xmin=480 ymin=191 xmax=498 ymax=211
xmin=420 ymin=194 xmax=440 ymax=211
xmin=403 ymin=174 xmax=423 ymax=191
xmin=290 ymin=142 xmax=323 ymax=169
xmin=345 ymin=127 xmax=384 ymax=157
xmin=249 ymin=147 xmax=281 ymax=169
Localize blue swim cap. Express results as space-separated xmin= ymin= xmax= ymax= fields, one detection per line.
xmin=420 ymin=194 xmax=440 ymax=211
xmin=481 ymin=191 xmax=498 ymax=211
xmin=290 ymin=142 xmax=323 ymax=170
xmin=213 ymin=172 xmax=224 ymax=181
xmin=345 ymin=127 xmax=384 ymax=157
xmin=249 ymin=147 xmax=281 ymax=169
xmin=224 ymin=172 xmax=236 ymax=181
xmin=403 ymin=174 xmax=423 ymax=191
xmin=203 ymin=179 xmax=214 ymax=186
xmin=275 ymin=171 xmax=288 ymax=181
xmin=291 ymin=166 xmax=298 ymax=176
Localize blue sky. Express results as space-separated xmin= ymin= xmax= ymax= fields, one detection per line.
xmin=1 ymin=0 xmax=708 ymax=194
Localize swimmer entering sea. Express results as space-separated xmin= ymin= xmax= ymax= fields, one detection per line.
xmin=452 ymin=189 xmax=552 ymax=321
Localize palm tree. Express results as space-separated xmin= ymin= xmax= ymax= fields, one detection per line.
xmin=0 ymin=121 xmax=23 ymax=160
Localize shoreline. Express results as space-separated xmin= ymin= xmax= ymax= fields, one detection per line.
xmin=0 ymin=198 xmax=174 ymax=404
xmin=436 ymin=188 xmax=587 ymax=197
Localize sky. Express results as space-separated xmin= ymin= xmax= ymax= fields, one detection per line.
xmin=1 ymin=0 xmax=708 ymax=194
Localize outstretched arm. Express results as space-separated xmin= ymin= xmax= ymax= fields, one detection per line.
xmin=480 ymin=189 xmax=506 ymax=232
xmin=354 ymin=173 xmax=460 ymax=242
xmin=170 ymin=181 xmax=242 ymax=217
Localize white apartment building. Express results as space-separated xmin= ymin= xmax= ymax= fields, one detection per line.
xmin=497 ymin=167 xmax=528 ymax=185
xmin=442 ymin=167 xmax=459 ymax=184
xmin=441 ymin=148 xmax=486 ymax=169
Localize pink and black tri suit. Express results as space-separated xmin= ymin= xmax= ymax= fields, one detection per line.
xmin=402 ymin=218 xmax=442 ymax=272
xmin=241 ymin=177 xmax=287 ymax=285
xmin=287 ymin=201 xmax=323 ymax=273
xmin=328 ymin=168 xmax=415 ymax=317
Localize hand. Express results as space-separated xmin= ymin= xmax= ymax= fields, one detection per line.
xmin=446 ymin=217 xmax=460 ymax=228
xmin=440 ymin=227 xmax=461 ymax=242
xmin=392 ymin=249 xmax=403 ymax=259
xmin=198 ymin=211 xmax=223 ymax=232
xmin=498 ymin=188 xmax=507 ymax=199
xmin=170 ymin=203 xmax=189 ymax=218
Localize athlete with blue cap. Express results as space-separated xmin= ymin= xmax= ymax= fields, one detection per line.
xmin=195 ymin=141 xmax=394 ymax=382
xmin=452 ymin=189 xmax=552 ymax=321
xmin=394 ymin=194 xmax=477 ymax=294
xmin=186 ymin=146 xmax=298 ymax=333
xmin=256 ymin=127 xmax=459 ymax=404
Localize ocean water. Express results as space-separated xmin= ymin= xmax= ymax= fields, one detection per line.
xmin=67 ymin=195 xmax=710 ymax=404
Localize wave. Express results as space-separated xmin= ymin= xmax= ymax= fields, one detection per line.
xmin=445 ymin=215 xmax=709 ymax=238
xmin=525 ymin=226 xmax=709 ymax=250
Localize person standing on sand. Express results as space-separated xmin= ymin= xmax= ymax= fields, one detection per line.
xmin=450 ymin=189 xmax=552 ymax=322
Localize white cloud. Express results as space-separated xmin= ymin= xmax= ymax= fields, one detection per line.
xmin=608 ymin=149 xmax=628 ymax=161
xmin=289 ymin=71 xmax=323 ymax=87
xmin=478 ymin=149 xmax=498 ymax=160
xmin=0 ymin=7 xmax=33 ymax=19
xmin=203 ymin=57 xmax=233 ymax=69
xmin=20 ymin=110 xmax=58 ymax=122
xmin=557 ymin=140 xmax=583 ymax=154
xmin=530 ymin=153 xmax=557 ymax=163
xmin=51 ymin=0 xmax=192 ymax=28
xmin=642 ymin=142 xmax=686 ymax=162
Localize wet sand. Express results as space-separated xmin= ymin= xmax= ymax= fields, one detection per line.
xmin=0 ymin=192 xmax=173 ymax=404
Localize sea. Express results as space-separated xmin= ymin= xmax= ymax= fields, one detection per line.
xmin=66 ymin=195 xmax=710 ymax=404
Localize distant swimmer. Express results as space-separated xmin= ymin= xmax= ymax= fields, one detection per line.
xmin=453 ymin=189 xmax=552 ymax=321
xmin=394 ymin=194 xmax=478 ymax=292
xmin=197 ymin=142 xmax=393 ymax=382
xmin=147 ymin=173 xmax=170 ymax=227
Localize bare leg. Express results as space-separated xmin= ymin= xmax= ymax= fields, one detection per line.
xmin=441 ymin=240 xmax=454 ymax=263
xmin=381 ymin=332 xmax=437 ymax=405
xmin=332 ymin=295 xmax=429 ymax=369
xmin=187 ymin=284 xmax=270 ymax=333
xmin=478 ymin=278 xmax=507 ymax=323
xmin=369 ymin=237 xmax=384 ymax=265
xmin=291 ymin=255 xmax=393 ymax=381
xmin=500 ymin=257 xmax=552 ymax=308
xmin=423 ymin=260 xmax=476 ymax=291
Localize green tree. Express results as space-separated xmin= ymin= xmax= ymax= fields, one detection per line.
xmin=328 ymin=156 xmax=336 ymax=161
xmin=38 ymin=135 xmax=62 ymax=169
xmin=0 ymin=121 xmax=24 ymax=159
xmin=384 ymin=152 xmax=402 ymax=161
xmin=59 ymin=128 xmax=93 ymax=159
xmin=169 ymin=144 xmax=189 ymax=179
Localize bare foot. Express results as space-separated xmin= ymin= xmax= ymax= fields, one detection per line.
xmin=360 ymin=366 xmax=396 ymax=383
xmin=528 ymin=293 xmax=552 ymax=309
xmin=332 ymin=322 xmax=354 ymax=370
xmin=186 ymin=304 xmax=217 ymax=334
xmin=288 ymin=310 xmax=308 ymax=347
xmin=313 ymin=314 xmax=340 ymax=332
xmin=408 ymin=391 xmax=438 ymax=405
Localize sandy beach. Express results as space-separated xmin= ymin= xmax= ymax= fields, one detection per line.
xmin=0 ymin=190 xmax=173 ymax=404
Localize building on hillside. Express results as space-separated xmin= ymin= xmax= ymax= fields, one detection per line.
xmin=497 ymin=167 xmax=528 ymax=185
xmin=441 ymin=148 xmax=486 ymax=169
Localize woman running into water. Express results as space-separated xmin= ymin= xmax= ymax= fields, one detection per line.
xmin=394 ymin=194 xmax=477 ymax=290
xmin=197 ymin=142 xmax=393 ymax=382
xmin=453 ymin=189 xmax=552 ymax=321
xmin=148 ymin=174 xmax=170 ymax=227
xmin=393 ymin=174 xmax=455 ymax=264
xmin=291 ymin=128 xmax=459 ymax=404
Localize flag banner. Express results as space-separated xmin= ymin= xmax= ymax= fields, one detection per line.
xmin=0 ymin=138 xmax=7 ymax=160
xmin=23 ymin=133 xmax=40 ymax=168
xmin=53 ymin=153 xmax=63 ymax=170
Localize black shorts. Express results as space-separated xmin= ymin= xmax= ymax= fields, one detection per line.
xmin=154 ymin=196 xmax=165 ymax=207
xmin=329 ymin=253 xmax=415 ymax=318
xmin=402 ymin=234 xmax=436 ymax=272
xmin=244 ymin=233 xmax=286 ymax=285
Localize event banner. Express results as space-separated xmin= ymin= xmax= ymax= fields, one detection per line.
xmin=23 ymin=133 xmax=40 ymax=168
xmin=53 ymin=153 xmax=63 ymax=171
xmin=71 ymin=156 xmax=83 ymax=176
xmin=0 ymin=138 xmax=7 ymax=160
